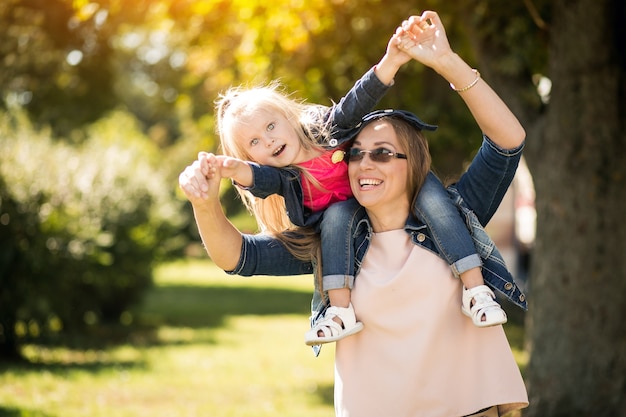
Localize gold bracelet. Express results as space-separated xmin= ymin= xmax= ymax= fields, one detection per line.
xmin=450 ymin=69 xmax=481 ymax=93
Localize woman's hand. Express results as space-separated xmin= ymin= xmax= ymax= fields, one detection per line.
xmin=397 ymin=11 xmax=525 ymax=150
xmin=178 ymin=151 xmax=222 ymax=203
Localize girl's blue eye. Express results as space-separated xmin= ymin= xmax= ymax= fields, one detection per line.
xmin=267 ymin=123 xmax=275 ymax=131
xmin=250 ymin=138 xmax=259 ymax=146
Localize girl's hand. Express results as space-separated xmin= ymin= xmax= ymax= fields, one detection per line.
xmin=374 ymin=24 xmax=414 ymax=86
xmin=385 ymin=30 xmax=412 ymax=69
xmin=219 ymin=156 xmax=248 ymax=180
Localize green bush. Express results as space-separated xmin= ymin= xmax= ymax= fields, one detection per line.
xmin=0 ymin=110 xmax=186 ymax=358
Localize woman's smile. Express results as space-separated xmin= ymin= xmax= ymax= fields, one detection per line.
xmin=357 ymin=177 xmax=383 ymax=190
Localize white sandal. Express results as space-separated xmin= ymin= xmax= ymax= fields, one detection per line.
xmin=462 ymin=285 xmax=507 ymax=327
xmin=304 ymin=303 xmax=364 ymax=346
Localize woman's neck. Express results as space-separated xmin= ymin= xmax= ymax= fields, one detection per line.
xmin=367 ymin=208 xmax=409 ymax=233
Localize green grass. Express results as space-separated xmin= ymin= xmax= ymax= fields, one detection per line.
xmin=0 ymin=259 xmax=527 ymax=417
xmin=0 ymin=260 xmax=333 ymax=417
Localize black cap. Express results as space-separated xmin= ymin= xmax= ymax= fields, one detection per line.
xmin=345 ymin=109 xmax=438 ymax=141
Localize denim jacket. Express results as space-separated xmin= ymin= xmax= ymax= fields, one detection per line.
xmin=228 ymin=135 xmax=528 ymax=351
xmin=243 ymin=66 xmax=391 ymax=227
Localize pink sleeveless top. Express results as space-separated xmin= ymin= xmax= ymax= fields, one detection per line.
xmin=299 ymin=149 xmax=352 ymax=212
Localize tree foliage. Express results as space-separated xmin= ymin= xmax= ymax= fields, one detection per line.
xmin=0 ymin=110 xmax=185 ymax=358
xmin=1 ymin=0 xmax=484 ymax=176
xmin=0 ymin=0 xmax=118 ymax=136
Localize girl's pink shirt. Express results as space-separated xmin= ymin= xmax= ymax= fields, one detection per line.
xmin=299 ymin=148 xmax=353 ymax=212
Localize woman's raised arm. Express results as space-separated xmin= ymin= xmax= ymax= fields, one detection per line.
xmin=400 ymin=11 xmax=525 ymax=149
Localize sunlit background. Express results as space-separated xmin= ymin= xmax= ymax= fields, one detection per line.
xmin=0 ymin=1 xmax=549 ymax=415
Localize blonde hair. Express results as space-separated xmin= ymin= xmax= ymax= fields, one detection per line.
xmin=215 ymin=82 xmax=333 ymax=265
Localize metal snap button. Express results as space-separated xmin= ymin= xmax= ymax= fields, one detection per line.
xmin=416 ymin=233 xmax=426 ymax=242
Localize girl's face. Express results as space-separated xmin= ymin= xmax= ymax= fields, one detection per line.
xmin=231 ymin=108 xmax=308 ymax=167
xmin=348 ymin=120 xmax=410 ymax=225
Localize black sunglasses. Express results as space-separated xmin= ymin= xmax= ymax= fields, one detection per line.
xmin=347 ymin=147 xmax=407 ymax=163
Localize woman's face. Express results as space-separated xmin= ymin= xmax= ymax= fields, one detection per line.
xmin=348 ymin=119 xmax=410 ymax=221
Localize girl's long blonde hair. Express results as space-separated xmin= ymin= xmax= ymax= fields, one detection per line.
xmin=215 ymin=82 xmax=333 ymax=265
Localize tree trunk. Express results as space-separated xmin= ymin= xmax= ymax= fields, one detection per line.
xmin=522 ymin=0 xmax=626 ymax=415
xmin=0 ymin=317 xmax=21 ymax=362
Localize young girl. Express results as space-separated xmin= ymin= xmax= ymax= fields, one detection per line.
xmin=207 ymin=25 xmax=507 ymax=346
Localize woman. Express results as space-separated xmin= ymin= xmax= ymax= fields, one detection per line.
xmin=179 ymin=10 xmax=528 ymax=417
xmin=334 ymin=114 xmax=527 ymax=416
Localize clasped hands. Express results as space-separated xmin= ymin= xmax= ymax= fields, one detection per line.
xmin=395 ymin=11 xmax=453 ymax=67
xmin=178 ymin=152 xmax=242 ymax=202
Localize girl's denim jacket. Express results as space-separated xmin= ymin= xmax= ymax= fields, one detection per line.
xmin=227 ymin=135 xmax=528 ymax=355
